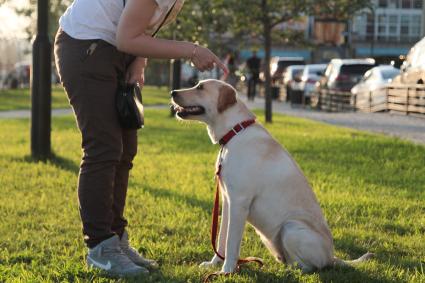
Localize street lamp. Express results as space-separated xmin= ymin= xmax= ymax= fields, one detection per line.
xmin=31 ymin=0 xmax=52 ymax=160
xmin=422 ymin=0 xmax=425 ymax=37
xmin=369 ymin=3 xmax=377 ymax=57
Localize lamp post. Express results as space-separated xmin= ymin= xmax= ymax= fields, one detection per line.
xmin=422 ymin=0 xmax=425 ymax=37
xmin=31 ymin=0 xmax=52 ymax=160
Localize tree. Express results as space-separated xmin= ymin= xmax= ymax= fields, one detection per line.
xmin=223 ymin=0 xmax=371 ymax=123
xmin=224 ymin=0 xmax=309 ymax=123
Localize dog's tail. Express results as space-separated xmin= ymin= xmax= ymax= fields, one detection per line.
xmin=332 ymin=252 xmax=375 ymax=267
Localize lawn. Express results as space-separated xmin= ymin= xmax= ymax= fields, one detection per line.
xmin=0 ymin=85 xmax=170 ymax=111
xmin=0 ymin=110 xmax=424 ymax=283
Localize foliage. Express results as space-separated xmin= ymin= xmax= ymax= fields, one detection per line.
xmin=158 ymin=0 xmax=233 ymax=55
xmin=0 ymin=109 xmax=424 ymax=282
xmin=15 ymin=0 xmax=71 ymax=41
xmin=310 ymin=0 xmax=372 ymax=20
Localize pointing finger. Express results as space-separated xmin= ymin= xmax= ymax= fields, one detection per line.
xmin=213 ymin=56 xmax=229 ymax=76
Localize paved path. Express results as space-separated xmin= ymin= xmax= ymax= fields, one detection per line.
xmin=1 ymin=101 xmax=424 ymax=145
xmin=243 ymin=97 xmax=425 ymax=145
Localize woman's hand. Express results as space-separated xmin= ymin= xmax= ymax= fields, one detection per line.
xmin=126 ymin=57 xmax=147 ymax=85
xmin=190 ymin=45 xmax=229 ymax=75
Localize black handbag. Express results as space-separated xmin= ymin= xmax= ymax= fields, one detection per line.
xmin=116 ymin=81 xmax=144 ymax=129
xmin=116 ymin=0 xmax=177 ymax=129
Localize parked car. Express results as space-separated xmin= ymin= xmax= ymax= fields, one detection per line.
xmin=270 ymin=56 xmax=305 ymax=85
xmin=392 ymin=37 xmax=425 ymax=85
xmin=317 ymin=58 xmax=376 ymax=92
xmin=299 ymin=64 xmax=327 ymax=103
xmin=282 ymin=65 xmax=305 ymax=102
xmin=351 ymin=65 xmax=400 ymax=95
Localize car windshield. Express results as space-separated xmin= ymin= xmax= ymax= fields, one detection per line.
xmin=292 ymin=69 xmax=303 ymax=77
xmin=340 ymin=64 xmax=374 ymax=75
xmin=381 ymin=69 xmax=400 ymax=80
xmin=308 ymin=67 xmax=325 ymax=75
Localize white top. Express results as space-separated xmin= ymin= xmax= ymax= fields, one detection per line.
xmin=59 ymin=0 xmax=183 ymax=46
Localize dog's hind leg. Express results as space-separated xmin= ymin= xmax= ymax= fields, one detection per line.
xmin=280 ymin=220 xmax=333 ymax=273
xmin=333 ymin=252 xmax=375 ymax=267
xmin=200 ymin=192 xmax=229 ymax=268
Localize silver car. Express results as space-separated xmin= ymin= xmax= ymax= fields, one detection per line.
xmin=351 ymin=65 xmax=400 ymax=95
xmin=300 ymin=64 xmax=327 ymax=98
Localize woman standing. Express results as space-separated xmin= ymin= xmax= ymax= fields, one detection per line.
xmin=54 ymin=0 xmax=228 ymax=277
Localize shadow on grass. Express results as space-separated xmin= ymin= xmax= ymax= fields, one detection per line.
xmin=238 ymin=263 xmax=394 ymax=283
xmin=317 ymin=266 xmax=395 ymax=283
xmin=141 ymin=185 xmax=211 ymax=212
xmin=11 ymin=153 xmax=80 ymax=174
xmin=72 ymin=269 xmax=201 ymax=283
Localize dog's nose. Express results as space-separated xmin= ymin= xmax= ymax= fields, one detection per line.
xmin=171 ymin=90 xmax=177 ymax=98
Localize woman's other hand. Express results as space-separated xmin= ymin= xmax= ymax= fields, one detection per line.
xmin=190 ymin=45 xmax=229 ymax=75
xmin=126 ymin=57 xmax=147 ymax=85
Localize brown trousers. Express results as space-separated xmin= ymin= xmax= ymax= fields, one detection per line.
xmin=54 ymin=29 xmax=137 ymax=248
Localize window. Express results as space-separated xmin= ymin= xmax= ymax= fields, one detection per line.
xmin=401 ymin=15 xmax=410 ymax=35
xmin=401 ymin=0 xmax=412 ymax=9
xmin=388 ymin=15 xmax=398 ymax=34
xmin=377 ymin=14 xmax=387 ymax=39
xmin=388 ymin=0 xmax=399 ymax=8
xmin=379 ymin=0 xmax=388 ymax=7
xmin=381 ymin=69 xmax=400 ymax=80
xmin=410 ymin=15 xmax=422 ymax=36
xmin=413 ymin=0 xmax=422 ymax=8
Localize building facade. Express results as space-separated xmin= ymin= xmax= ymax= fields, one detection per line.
xmin=351 ymin=0 xmax=423 ymax=61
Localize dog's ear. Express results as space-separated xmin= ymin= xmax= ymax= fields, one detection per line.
xmin=217 ymin=85 xmax=237 ymax=113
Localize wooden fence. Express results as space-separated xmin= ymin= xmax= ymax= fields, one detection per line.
xmin=317 ymin=85 xmax=425 ymax=117
xmin=317 ymin=89 xmax=356 ymax=112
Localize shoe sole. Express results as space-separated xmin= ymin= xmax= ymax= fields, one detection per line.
xmin=87 ymin=262 xmax=149 ymax=278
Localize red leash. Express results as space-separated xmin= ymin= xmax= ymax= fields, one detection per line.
xmin=204 ymin=120 xmax=263 ymax=282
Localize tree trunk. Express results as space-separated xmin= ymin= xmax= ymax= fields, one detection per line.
xmin=262 ymin=0 xmax=272 ymax=123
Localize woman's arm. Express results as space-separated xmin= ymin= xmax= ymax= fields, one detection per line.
xmin=117 ymin=0 xmax=228 ymax=74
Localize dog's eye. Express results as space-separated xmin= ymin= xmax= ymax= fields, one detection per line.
xmin=196 ymin=84 xmax=204 ymax=90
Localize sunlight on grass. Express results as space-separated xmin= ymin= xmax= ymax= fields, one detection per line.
xmin=0 ymin=110 xmax=424 ymax=282
xmin=0 ymin=85 xmax=170 ymax=111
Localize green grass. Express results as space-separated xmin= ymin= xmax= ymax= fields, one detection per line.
xmin=0 ymin=85 xmax=170 ymax=111
xmin=0 ymin=110 xmax=424 ymax=283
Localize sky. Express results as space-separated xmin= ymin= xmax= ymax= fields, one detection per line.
xmin=0 ymin=0 xmax=30 ymax=39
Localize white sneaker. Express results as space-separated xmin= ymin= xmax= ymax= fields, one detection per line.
xmin=119 ymin=230 xmax=159 ymax=268
xmin=87 ymin=235 xmax=149 ymax=277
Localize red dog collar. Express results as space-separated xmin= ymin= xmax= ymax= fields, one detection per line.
xmin=218 ymin=119 xmax=256 ymax=146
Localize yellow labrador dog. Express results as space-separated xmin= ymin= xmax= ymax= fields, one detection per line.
xmin=171 ymin=79 xmax=373 ymax=275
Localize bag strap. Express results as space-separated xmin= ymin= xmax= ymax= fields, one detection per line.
xmin=122 ymin=0 xmax=177 ymax=37
xmin=152 ymin=0 xmax=177 ymax=37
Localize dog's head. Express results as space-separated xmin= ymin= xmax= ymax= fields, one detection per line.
xmin=171 ymin=79 xmax=237 ymax=123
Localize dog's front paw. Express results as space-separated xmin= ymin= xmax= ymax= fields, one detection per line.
xmin=221 ymin=261 xmax=238 ymax=273
xmin=199 ymin=256 xmax=223 ymax=268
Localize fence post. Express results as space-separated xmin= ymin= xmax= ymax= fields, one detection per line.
xmin=353 ymin=93 xmax=357 ymax=112
xmin=386 ymin=86 xmax=389 ymax=112
xmin=369 ymin=90 xmax=372 ymax=112
xmin=406 ymin=87 xmax=409 ymax=115
xmin=329 ymin=90 xmax=332 ymax=112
